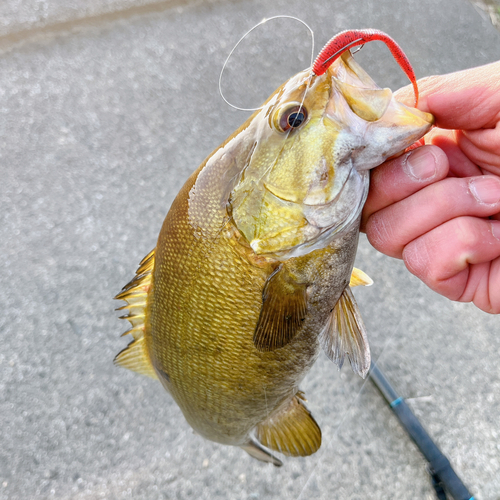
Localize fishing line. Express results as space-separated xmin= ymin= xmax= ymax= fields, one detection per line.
xmin=218 ymin=15 xmax=315 ymax=111
xmin=218 ymin=22 xmax=421 ymax=495
xmin=218 ymin=16 xmax=316 ymax=244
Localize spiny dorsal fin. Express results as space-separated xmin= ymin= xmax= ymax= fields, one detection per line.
xmin=253 ymin=266 xmax=307 ymax=351
xmin=320 ymin=287 xmax=371 ymax=378
xmin=349 ymin=267 xmax=373 ymax=287
xmin=114 ymin=249 xmax=156 ymax=375
xmin=255 ymin=393 xmax=321 ymax=457
xmin=114 ymin=336 xmax=157 ymax=379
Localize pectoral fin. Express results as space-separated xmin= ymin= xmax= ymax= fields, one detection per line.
xmin=253 ymin=266 xmax=307 ymax=351
xmin=255 ymin=393 xmax=321 ymax=457
xmin=320 ymin=287 xmax=371 ymax=378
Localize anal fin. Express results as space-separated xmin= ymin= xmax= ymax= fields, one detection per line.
xmin=320 ymin=286 xmax=371 ymax=378
xmin=253 ymin=265 xmax=307 ymax=351
xmin=255 ymin=393 xmax=321 ymax=457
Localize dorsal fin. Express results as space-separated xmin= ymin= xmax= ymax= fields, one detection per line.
xmin=114 ymin=249 xmax=157 ymax=379
xmin=255 ymin=393 xmax=321 ymax=457
xmin=253 ymin=265 xmax=307 ymax=351
xmin=320 ymin=286 xmax=370 ymax=378
xmin=349 ymin=267 xmax=373 ymax=287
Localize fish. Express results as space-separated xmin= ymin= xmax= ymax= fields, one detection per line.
xmin=114 ymin=30 xmax=434 ymax=466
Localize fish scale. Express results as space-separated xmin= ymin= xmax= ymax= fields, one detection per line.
xmin=152 ymin=170 xmax=313 ymax=442
xmin=152 ymin=163 xmax=354 ymax=443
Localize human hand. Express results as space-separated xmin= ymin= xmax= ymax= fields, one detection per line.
xmin=361 ymin=61 xmax=500 ymax=314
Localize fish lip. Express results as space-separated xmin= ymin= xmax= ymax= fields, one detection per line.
xmin=403 ymin=106 xmax=435 ymax=126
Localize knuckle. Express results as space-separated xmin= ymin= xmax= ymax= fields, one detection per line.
xmin=429 ymin=180 xmax=454 ymax=208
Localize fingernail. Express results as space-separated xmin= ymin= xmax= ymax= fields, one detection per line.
xmin=470 ymin=176 xmax=500 ymax=205
xmin=406 ymin=148 xmax=437 ymax=181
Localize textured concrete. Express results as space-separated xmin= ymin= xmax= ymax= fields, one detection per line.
xmin=0 ymin=1 xmax=175 ymax=38
xmin=1 ymin=0 xmax=499 ymax=499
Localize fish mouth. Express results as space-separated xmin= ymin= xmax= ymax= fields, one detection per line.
xmin=343 ymin=99 xmax=434 ymax=172
xmin=404 ymin=105 xmax=435 ymax=126
xmin=323 ymin=57 xmax=435 ymax=172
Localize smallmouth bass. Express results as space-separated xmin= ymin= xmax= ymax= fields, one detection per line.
xmin=115 ymin=34 xmax=433 ymax=466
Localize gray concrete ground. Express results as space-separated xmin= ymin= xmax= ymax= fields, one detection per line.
xmin=1 ymin=0 xmax=499 ymax=499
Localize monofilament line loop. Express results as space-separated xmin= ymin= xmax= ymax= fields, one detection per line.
xmin=218 ymin=16 xmax=315 ymax=112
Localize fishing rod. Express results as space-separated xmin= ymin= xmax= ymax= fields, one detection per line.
xmin=368 ymin=362 xmax=474 ymax=500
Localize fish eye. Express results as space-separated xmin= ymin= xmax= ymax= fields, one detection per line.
xmin=276 ymin=104 xmax=308 ymax=132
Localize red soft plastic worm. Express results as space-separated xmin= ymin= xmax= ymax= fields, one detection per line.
xmin=312 ymin=29 xmax=419 ymax=107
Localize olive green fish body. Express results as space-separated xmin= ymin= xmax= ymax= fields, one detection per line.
xmin=115 ymin=52 xmax=434 ymax=464
xmin=150 ymin=157 xmax=360 ymax=444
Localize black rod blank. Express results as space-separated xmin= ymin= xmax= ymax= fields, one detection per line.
xmin=368 ymin=362 xmax=474 ymax=500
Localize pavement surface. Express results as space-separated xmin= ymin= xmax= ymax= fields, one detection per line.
xmin=1 ymin=1 xmax=499 ymax=499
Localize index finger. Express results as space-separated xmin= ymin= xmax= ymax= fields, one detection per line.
xmin=394 ymin=61 xmax=500 ymax=130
